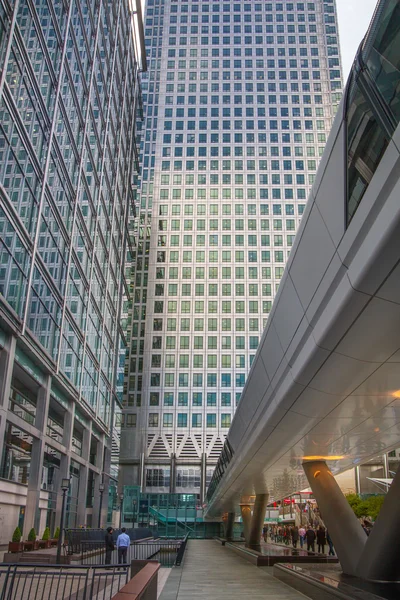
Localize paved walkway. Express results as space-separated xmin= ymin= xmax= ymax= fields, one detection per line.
xmin=159 ymin=540 xmax=308 ymax=600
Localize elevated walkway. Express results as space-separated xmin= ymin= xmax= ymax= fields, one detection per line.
xmin=159 ymin=539 xmax=313 ymax=600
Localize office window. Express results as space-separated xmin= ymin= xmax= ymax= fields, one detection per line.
xmin=178 ymin=392 xmax=188 ymax=406
xmin=178 ymin=413 xmax=188 ymax=427
xmin=221 ymin=414 xmax=231 ymax=428
xmin=207 ymin=414 xmax=217 ymax=428
xmin=192 ymin=414 xmax=202 ymax=428
xmin=164 ymin=393 xmax=174 ymax=406
xmin=163 ymin=414 xmax=173 ymax=427
xmin=149 ymin=414 xmax=159 ymax=428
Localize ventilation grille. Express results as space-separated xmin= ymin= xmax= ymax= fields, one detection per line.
xmin=178 ymin=435 xmax=200 ymax=459
xmin=148 ymin=435 xmax=170 ymax=459
xmin=147 ymin=434 xmax=156 ymax=449
xmin=208 ymin=436 xmax=224 ymax=459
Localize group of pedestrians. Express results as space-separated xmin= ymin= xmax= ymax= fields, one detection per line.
xmin=265 ymin=524 xmax=335 ymax=555
xmin=104 ymin=527 xmax=131 ymax=565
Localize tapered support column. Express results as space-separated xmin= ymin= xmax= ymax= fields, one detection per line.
xmin=303 ymin=461 xmax=366 ymax=576
xmin=239 ymin=504 xmax=252 ymax=544
xmin=224 ymin=512 xmax=235 ymax=541
xmin=248 ymin=493 xmax=269 ymax=548
xmin=356 ymin=462 xmax=400 ymax=581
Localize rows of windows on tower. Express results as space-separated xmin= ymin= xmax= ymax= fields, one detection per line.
xmin=119 ymin=0 xmax=342 ymax=494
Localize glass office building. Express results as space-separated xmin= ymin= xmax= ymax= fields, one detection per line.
xmin=0 ymin=0 xmax=145 ymax=544
xmin=120 ymin=0 xmax=343 ymax=503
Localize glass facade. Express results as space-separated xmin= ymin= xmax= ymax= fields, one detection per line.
xmin=346 ymin=0 xmax=400 ymax=223
xmin=120 ymin=0 xmax=343 ymax=498
xmin=0 ymin=0 xmax=145 ymax=543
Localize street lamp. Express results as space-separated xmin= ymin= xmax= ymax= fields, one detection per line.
xmin=98 ymin=483 xmax=105 ymax=529
xmin=119 ymin=493 xmax=124 ymax=529
xmin=56 ymin=478 xmax=70 ymax=564
xmin=132 ymin=499 xmax=137 ymax=529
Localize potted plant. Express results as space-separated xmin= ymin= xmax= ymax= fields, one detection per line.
xmin=8 ymin=527 xmax=23 ymax=553
xmin=24 ymin=528 xmax=38 ymax=551
xmin=50 ymin=526 xmax=60 ymax=547
xmin=38 ymin=527 xmax=51 ymax=549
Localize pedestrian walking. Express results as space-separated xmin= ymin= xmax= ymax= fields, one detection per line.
xmin=291 ymin=525 xmax=299 ymax=549
xmin=305 ymin=525 xmax=316 ymax=552
xmin=326 ymin=530 xmax=335 ymax=556
xmin=262 ymin=525 xmax=268 ymax=542
xmin=116 ymin=527 xmax=130 ymax=564
xmin=298 ymin=525 xmax=306 ymax=549
xmin=317 ymin=526 xmax=326 ymax=554
xmin=105 ymin=527 xmax=115 ymax=564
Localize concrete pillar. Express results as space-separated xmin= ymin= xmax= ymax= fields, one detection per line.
xmin=355 ymin=465 xmax=361 ymax=494
xmin=0 ymin=335 xmax=16 ymax=457
xmin=239 ymin=504 xmax=252 ymax=544
xmin=77 ymin=465 xmax=89 ymax=526
xmin=383 ymin=453 xmax=389 ymax=481
xmin=92 ymin=438 xmax=105 ymax=528
xmin=356 ymin=463 xmax=400 ymax=581
xmin=200 ymin=452 xmax=207 ymax=504
xmin=248 ymin=493 xmax=269 ymax=548
xmin=303 ymin=461 xmax=366 ymax=576
xmin=139 ymin=452 xmax=145 ymax=491
xmin=169 ymin=453 xmax=176 ymax=494
xmin=55 ymin=407 xmax=73 ymax=529
xmin=23 ymin=376 xmax=51 ymax=538
xmin=75 ymin=424 xmax=90 ymax=525
xmin=225 ymin=511 xmax=235 ymax=541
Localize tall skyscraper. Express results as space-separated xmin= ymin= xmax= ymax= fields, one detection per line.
xmin=120 ymin=0 xmax=342 ymax=503
xmin=0 ymin=0 xmax=145 ymax=544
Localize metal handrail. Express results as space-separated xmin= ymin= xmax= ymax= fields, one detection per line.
xmin=174 ymin=533 xmax=189 ymax=567
xmin=0 ymin=564 xmax=129 ymax=600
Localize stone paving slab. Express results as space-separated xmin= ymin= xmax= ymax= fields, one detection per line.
xmin=159 ymin=539 xmax=309 ymax=600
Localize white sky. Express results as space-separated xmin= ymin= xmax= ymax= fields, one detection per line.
xmin=336 ymin=0 xmax=378 ymax=82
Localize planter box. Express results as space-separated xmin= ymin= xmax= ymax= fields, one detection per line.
xmin=38 ymin=540 xmax=51 ymax=549
xmin=23 ymin=541 xmax=39 ymax=551
xmin=50 ymin=539 xmax=58 ymax=547
xmin=8 ymin=542 xmax=23 ymax=553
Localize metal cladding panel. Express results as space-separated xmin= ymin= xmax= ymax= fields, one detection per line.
xmin=335 ymin=296 xmax=400 ymax=363
xmin=289 ymin=203 xmax=337 ymax=311
xmin=270 ymin=275 xmax=306 ymax=356
xmin=377 ymin=262 xmax=400 ymax=305
xmin=313 ymin=123 xmax=346 ymax=248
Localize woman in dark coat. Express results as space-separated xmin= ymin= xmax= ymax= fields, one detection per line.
xmin=316 ymin=525 xmax=326 ymax=554
xmin=291 ymin=526 xmax=299 ymax=549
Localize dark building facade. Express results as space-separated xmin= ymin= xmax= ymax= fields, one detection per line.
xmin=0 ymin=0 xmax=145 ymax=544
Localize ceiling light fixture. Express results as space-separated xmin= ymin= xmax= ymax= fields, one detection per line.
xmin=302 ymin=455 xmax=345 ymax=461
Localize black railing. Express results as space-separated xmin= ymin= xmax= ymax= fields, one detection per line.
xmin=174 ymin=534 xmax=189 ymax=566
xmin=0 ymin=564 xmax=129 ymax=600
xmin=81 ymin=538 xmax=185 ymax=568
xmin=65 ymin=527 xmax=155 ymax=554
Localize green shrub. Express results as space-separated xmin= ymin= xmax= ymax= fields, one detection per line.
xmin=27 ymin=528 xmax=36 ymax=542
xmin=42 ymin=527 xmax=50 ymax=541
xmin=54 ymin=527 xmax=60 ymax=540
xmin=346 ymin=493 xmax=385 ymax=521
xmin=12 ymin=527 xmax=22 ymax=543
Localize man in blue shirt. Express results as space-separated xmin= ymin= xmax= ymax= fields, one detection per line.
xmin=116 ymin=527 xmax=130 ymax=564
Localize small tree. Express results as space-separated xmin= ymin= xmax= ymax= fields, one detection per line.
xmin=27 ymin=528 xmax=37 ymax=542
xmin=12 ymin=527 xmax=22 ymax=543
xmin=42 ymin=527 xmax=50 ymax=541
xmin=54 ymin=527 xmax=60 ymax=540
xmin=346 ymin=493 xmax=385 ymax=521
